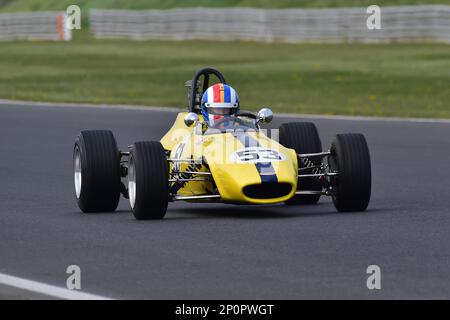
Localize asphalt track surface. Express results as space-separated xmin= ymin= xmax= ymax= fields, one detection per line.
xmin=0 ymin=102 xmax=449 ymax=299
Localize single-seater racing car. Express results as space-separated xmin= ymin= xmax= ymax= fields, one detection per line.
xmin=73 ymin=67 xmax=371 ymax=219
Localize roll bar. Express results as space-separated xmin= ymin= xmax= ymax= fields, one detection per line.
xmin=189 ymin=67 xmax=227 ymax=113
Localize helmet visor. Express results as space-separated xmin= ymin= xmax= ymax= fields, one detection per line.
xmin=206 ymin=107 xmax=235 ymax=116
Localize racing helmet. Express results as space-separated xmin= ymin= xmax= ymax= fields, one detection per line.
xmin=201 ymin=83 xmax=239 ymax=127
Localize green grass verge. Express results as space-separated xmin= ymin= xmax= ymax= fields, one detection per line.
xmin=1 ymin=38 xmax=449 ymax=118
xmin=1 ymin=0 xmax=449 ymax=12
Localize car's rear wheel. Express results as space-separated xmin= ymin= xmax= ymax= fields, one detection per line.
xmin=279 ymin=122 xmax=323 ymax=205
xmin=74 ymin=130 xmax=121 ymax=213
xmin=128 ymin=141 xmax=169 ymax=220
xmin=329 ymin=134 xmax=371 ymax=212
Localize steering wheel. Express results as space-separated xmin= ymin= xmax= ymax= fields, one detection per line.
xmin=236 ymin=112 xmax=257 ymax=120
xmin=208 ymin=117 xmax=256 ymax=131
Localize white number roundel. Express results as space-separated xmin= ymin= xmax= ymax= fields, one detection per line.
xmin=230 ymin=147 xmax=285 ymax=163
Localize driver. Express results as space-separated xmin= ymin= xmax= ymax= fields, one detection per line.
xmin=201 ymin=83 xmax=240 ymax=127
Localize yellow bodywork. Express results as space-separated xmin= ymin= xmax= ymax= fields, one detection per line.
xmin=161 ymin=112 xmax=299 ymax=204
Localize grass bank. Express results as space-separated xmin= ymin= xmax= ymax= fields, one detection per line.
xmin=1 ymin=39 xmax=449 ymax=118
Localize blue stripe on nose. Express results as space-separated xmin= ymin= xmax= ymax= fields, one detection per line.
xmin=234 ymin=132 xmax=278 ymax=184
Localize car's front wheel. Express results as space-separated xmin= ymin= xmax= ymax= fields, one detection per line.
xmin=128 ymin=141 xmax=169 ymax=220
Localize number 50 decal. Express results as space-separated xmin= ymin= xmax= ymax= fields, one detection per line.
xmin=230 ymin=147 xmax=285 ymax=163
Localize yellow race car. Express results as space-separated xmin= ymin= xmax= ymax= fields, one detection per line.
xmin=73 ymin=68 xmax=371 ymax=220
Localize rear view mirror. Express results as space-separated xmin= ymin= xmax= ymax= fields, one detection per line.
xmin=256 ymin=108 xmax=273 ymax=125
xmin=184 ymin=112 xmax=199 ymax=127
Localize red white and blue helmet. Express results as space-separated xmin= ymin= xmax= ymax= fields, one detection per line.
xmin=201 ymin=83 xmax=239 ymax=127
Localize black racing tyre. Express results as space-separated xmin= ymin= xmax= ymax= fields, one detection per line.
xmin=128 ymin=141 xmax=169 ymax=220
xmin=329 ymin=134 xmax=371 ymax=212
xmin=74 ymin=130 xmax=121 ymax=213
xmin=279 ymin=122 xmax=322 ymax=205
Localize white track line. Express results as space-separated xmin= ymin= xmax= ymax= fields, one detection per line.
xmin=0 ymin=273 xmax=113 ymax=300
xmin=1 ymin=98 xmax=449 ymax=124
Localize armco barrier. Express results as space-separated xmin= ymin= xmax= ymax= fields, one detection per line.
xmin=89 ymin=6 xmax=450 ymax=43
xmin=0 ymin=11 xmax=71 ymax=41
